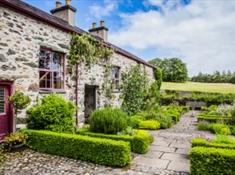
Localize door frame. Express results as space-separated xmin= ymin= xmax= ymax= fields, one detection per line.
xmin=84 ymin=84 xmax=98 ymax=123
xmin=0 ymin=80 xmax=14 ymax=134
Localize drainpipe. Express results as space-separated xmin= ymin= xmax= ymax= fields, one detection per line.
xmin=75 ymin=63 xmax=79 ymax=126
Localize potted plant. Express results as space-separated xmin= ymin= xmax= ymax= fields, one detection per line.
xmin=3 ymin=132 xmax=28 ymax=151
xmin=9 ymin=91 xmax=31 ymax=119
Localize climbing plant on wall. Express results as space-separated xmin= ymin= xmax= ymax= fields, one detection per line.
xmin=69 ymin=33 xmax=112 ymax=68
xmin=68 ymin=33 xmax=113 ymax=105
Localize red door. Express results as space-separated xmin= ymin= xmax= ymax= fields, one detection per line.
xmin=0 ymin=85 xmax=11 ymax=140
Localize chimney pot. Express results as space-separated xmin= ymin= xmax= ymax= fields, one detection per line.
xmin=92 ymin=22 xmax=97 ymax=29
xmin=65 ymin=0 xmax=71 ymax=5
xmin=100 ymin=20 xmax=105 ymax=27
xmin=56 ymin=1 xmax=62 ymax=8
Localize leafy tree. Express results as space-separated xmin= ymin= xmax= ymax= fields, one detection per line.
xmin=121 ymin=65 xmax=149 ymax=115
xmin=149 ymin=58 xmax=188 ymax=82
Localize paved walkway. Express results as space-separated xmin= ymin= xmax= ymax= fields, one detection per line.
xmin=132 ymin=111 xmax=214 ymax=174
xmin=3 ymin=111 xmax=214 ymax=175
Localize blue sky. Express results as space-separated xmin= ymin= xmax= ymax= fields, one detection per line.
xmin=23 ymin=0 xmax=235 ymax=76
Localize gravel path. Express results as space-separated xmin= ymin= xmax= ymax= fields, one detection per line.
xmin=3 ymin=111 xmax=213 ymax=175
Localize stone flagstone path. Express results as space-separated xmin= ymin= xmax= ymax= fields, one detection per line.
xmin=3 ymin=111 xmax=214 ymax=175
xmin=132 ymin=110 xmax=214 ymax=174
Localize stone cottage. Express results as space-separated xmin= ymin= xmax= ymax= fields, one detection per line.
xmin=0 ymin=0 xmax=155 ymax=139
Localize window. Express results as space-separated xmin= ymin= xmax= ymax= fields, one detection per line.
xmin=111 ymin=66 xmax=120 ymax=90
xmin=0 ymin=87 xmax=5 ymax=114
xmin=39 ymin=48 xmax=64 ymax=91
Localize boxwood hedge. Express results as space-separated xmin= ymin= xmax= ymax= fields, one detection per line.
xmin=22 ymin=129 xmax=131 ymax=167
xmin=139 ymin=120 xmax=160 ymax=130
xmin=77 ymin=128 xmax=153 ymax=154
xmin=192 ymin=138 xmax=235 ymax=149
xmin=190 ymin=146 xmax=235 ymax=175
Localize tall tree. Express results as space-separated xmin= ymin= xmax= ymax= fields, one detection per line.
xmin=149 ymin=58 xmax=188 ymax=82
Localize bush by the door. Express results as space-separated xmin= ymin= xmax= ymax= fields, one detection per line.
xmin=27 ymin=94 xmax=76 ymax=133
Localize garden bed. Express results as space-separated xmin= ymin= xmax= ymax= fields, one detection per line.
xmin=22 ymin=129 xmax=131 ymax=167
xmin=77 ymin=128 xmax=153 ymax=154
xmin=190 ymin=136 xmax=235 ymax=175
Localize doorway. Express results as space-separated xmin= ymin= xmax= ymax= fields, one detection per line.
xmin=84 ymin=85 xmax=97 ymax=123
xmin=0 ymin=81 xmax=13 ymax=141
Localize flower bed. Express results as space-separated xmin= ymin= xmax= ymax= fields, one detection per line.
xmin=22 ymin=129 xmax=131 ymax=167
xmin=77 ymin=128 xmax=153 ymax=154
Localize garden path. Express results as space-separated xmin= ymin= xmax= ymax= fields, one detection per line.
xmin=3 ymin=111 xmax=214 ymax=175
xmin=132 ymin=110 xmax=214 ymax=174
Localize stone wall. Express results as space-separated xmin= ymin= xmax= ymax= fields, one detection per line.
xmin=0 ymin=6 xmax=74 ymax=129
xmin=0 ymin=6 xmax=155 ymax=129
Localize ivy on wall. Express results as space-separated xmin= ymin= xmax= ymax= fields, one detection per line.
xmin=69 ymin=34 xmax=112 ymax=68
xmin=68 ymin=33 xmax=114 ymax=104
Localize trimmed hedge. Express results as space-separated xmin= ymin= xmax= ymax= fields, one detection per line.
xmin=161 ymin=90 xmax=235 ymax=105
xmin=77 ymin=128 xmax=153 ymax=154
xmin=22 ymin=129 xmax=131 ymax=167
xmin=190 ymin=146 xmax=235 ymax=175
xmin=197 ymin=123 xmax=231 ymax=135
xmin=139 ymin=120 xmax=160 ymax=130
xmin=192 ymin=138 xmax=235 ymax=149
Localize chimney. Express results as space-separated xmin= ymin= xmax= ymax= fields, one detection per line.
xmin=50 ymin=0 xmax=77 ymax=26
xmin=56 ymin=1 xmax=62 ymax=8
xmin=89 ymin=20 xmax=108 ymax=42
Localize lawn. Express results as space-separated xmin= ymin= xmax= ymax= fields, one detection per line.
xmin=161 ymin=82 xmax=235 ymax=94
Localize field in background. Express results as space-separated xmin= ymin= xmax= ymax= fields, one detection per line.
xmin=161 ymin=82 xmax=235 ymax=94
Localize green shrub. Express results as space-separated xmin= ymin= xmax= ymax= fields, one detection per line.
xmin=192 ymin=138 xmax=235 ymax=149
xmin=132 ymin=130 xmax=153 ymax=153
xmin=155 ymin=114 xmax=172 ymax=129
xmin=198 ymin=123 xmax=231 ymax=135
xmin=137 ymin=110 xmax=172 ymax=129
xmin=77 ymin=128 xmax=152 ymax=154
xmin=139 ymin=120 xmax=160 ymax=130
xmin=197 ymin=123 xmax=209 ymax=131
xmin=27 ymin=94 xmax=76 ymax=133
xmin=89 ymin=107 xmax=128 ymax=134
xmin=190 ymin=147 xmax=235 ymax=175
xmin=209 ymin=123 xmax=231 ymax=135
xmin=22 ymin=129 xmax=131 ymax=167
xmin=212 ymin=135 xmax=235 ymax=145
xmin=129 ymin=115 xmax=144 ymax=128
xmin=230 ymin=125 xmax=235 ymax=135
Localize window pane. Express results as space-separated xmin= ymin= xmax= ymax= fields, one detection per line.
xmin=39 ymin=71 xmax=52 ymax=88
xmin=51 ymin=52 xmax=62 ymax=71
xmin=111 ymin=66 xmax=120 ymax=90
xmin=0 ymin=87 xmax=5 ymax=114
xmin=53 ymin=72 xmax=63 ymax=89
xmin=39 ymin=50 xmax=51 ymax=69
xmin=39 ymin=49 xmax=64 ymax=91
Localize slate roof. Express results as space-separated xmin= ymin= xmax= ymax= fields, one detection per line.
xmin=1 ymin=0 xmax=155 ymax=69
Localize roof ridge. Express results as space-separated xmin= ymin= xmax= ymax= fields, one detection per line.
xmin=1 ymin=0 xmax=155 ymax=69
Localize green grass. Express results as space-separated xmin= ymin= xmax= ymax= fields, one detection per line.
xmin=161 ymin=82 xmax=235 ymax=94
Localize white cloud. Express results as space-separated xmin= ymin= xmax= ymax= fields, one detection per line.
xmin=90 ymin=0 xmax=117 ymax=19
xmin=109 ymin=1 xmax=235 ymax=75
